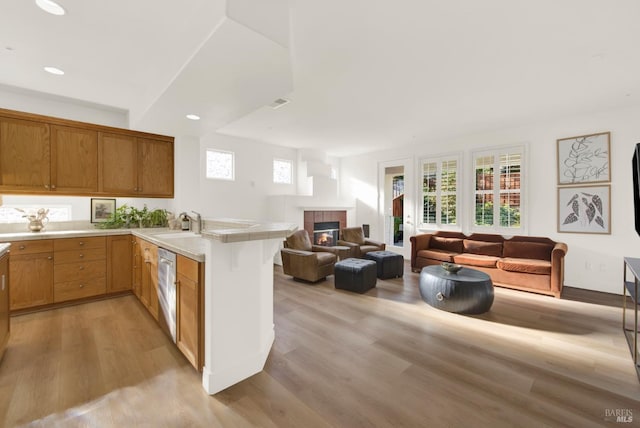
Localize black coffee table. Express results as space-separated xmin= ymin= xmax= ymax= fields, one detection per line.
xmin=419 ymin=265 xmax=494 ymax=314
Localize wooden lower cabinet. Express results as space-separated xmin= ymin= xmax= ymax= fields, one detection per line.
xmin=176 ymin=254 xmax=203 ymax=370
xmin=132 ymin=237 xmax=142 ymax=299
xmin=53 ymin=237 xmax=106 ymax=303
xmin=9 ymin=240 xmax=54 ymax=310
xmin=3 ymin=233 xmax=203 ymax=371
xmin=138 ymin=238 xmax=159 ymax=320
xmin=106 ymin=235 xmax=132 ymax=293
xmin=0 ymin=252 xmax=9 ymax=361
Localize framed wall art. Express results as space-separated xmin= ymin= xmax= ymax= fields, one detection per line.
xmin=557 ymin=131 xmax=610 ymax=185
xmin=557 ymin=185 xmax=610 ymax=234
xmin=91 ymin=198 xmax=116 ymax=223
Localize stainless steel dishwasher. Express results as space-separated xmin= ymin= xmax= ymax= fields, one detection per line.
xmin=157 ymin=248 xmax=177 ymax=343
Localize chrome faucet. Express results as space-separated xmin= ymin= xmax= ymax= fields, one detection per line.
xmin=191 ymin=211 xmax=202 ymax=234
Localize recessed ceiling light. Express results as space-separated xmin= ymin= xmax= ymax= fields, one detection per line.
xmin=44 ymin=66 xmax=64 ymax=75
xmin=186 ymin=114 xmax=200 ymax=121
xmin=35 ymin=0 xmax=66 ymax=16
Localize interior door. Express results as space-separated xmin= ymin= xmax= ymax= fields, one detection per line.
xmin=378 ymin=159 xmax=414 ymax=259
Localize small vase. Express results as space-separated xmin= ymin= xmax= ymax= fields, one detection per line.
xmin=28 ymin=219 xmax=45 ymax=232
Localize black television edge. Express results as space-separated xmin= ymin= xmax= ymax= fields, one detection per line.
xmin=633 ymin=143 xmax=640 ymax=236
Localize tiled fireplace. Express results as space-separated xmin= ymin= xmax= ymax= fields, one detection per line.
xmin=304 ymin=210 xmax=347 ymax=247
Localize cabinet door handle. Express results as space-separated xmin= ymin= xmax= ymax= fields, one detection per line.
xmin=19 ymin=245 xmax=25 ymax=250
xmin=47 ymin=256 xmax=53 ymax=260
xmin=51 ymin=185 xmax=56 ymax=189
xmin=79 ymin=284 xmax=84 ymax=288
xmin=79 ymin=242 xmax=85 ymax=246
xmin=79 ymin=266 xmax=84 ymax=270
xmin=1 ymin=274 xmax=5 ymax=291
xmin=44 ymin=184 xmax=50 ymax=189
xmin=79 ymin=254 xmax=84 ymax=258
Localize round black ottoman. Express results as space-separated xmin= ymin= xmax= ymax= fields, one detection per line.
xmin=419 ymin=265 xmax=494 ymax=314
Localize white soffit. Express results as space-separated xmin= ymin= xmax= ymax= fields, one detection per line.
xmin=131 ymin=0 xmax=292 ymax=136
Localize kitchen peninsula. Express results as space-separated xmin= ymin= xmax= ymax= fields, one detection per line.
xmin=0 ymin=218 xmax=297 ymax=395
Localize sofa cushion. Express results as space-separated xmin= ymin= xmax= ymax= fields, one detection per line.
xmin=286 ymin=230 xmax=312 ymax=251
xmin=430 ymin=236 xmax=464 ymax=253
xmin=418 ymin=249 xmax=457 ymax=263
xmin=463 ymin=240 xmax=503 ymax=257
xmin=342 ymin=227 xmax=365 ymax=244
xmin=503 ymin=241 xmax=554 ymax=261
xmin=453 ymin=253 xmax=499 ymax=268
xmin=497 ymin=257 xmax=551 ymax=275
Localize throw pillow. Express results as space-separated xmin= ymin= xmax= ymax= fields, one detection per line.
xmin=503 ymin=241 xmax=554 ymax=261
xmin=463 ymin=239 xmax=503 ymax=257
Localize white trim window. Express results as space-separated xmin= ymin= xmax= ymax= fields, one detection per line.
xmin=473 ymin=145 xmax=524 ymax=233
xmin=420 ymin=155 xmax=460 ymax=228
xmin=273 ymin=158 xmax=292 ymax=184
xmin=206 ymin=149 xmax=234 ymax=181
xmin=0 ymin=205 xmax=71 ymax=223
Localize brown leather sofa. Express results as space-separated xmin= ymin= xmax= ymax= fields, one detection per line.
xmin=337 ymin=227 xmax=386 ymax=258
xmin=410 ymin=231 xmax=567 ymax=298
xmin=281 ymin=230 xmax=338 ymax=282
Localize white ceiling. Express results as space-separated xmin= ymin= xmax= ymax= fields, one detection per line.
xmin=1 ymin=0 xmax=639 ymax=157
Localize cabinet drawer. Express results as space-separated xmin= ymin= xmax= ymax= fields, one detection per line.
xmin=55 ymin=247 xmax=106 ymax=264
xmin=54 ymin=260 xmax=106 ymax=283
xmin=177 ymin=255 xmax=200 ymax=282
xmin=53 ymin=277 xmax=106 ymax=302
xmin=8 ymin=240 xmax=54 ymax=255
xmin=54 ymin=236 xmax=105 ymax=251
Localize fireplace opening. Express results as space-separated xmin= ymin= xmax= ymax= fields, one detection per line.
xmin=313 ymin=221 xmax=340 ymax=246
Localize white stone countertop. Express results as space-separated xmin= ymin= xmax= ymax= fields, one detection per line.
xmin=0 ymin=218 xmax=297 ymax=262
xmin=0 ymin=243 xmax=9 ymax=258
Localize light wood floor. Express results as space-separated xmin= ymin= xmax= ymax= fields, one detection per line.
xmin=1 ymin=263 xmax=639 ymax=427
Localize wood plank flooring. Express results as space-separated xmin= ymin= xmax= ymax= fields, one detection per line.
xmin=1 ymin=263 xmax=639 ymax=427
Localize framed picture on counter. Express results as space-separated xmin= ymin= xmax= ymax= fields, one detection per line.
xmin=91 ymin=198 xmax=116 ymax=223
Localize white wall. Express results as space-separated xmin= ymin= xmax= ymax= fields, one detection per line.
xmin=169 ymin=135 xmax=201 ymax=217
xmin=198 ymin=133 xmax=298 ymax=220
xmin=0 ymin=84 xmax=128 ymax=128
xmin=340 ymin=105 xmax=640 ymax=294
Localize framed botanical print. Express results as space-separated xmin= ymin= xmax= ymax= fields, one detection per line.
xmin=557 ymin=132 xmax=610 ymax=185
xmin=557 ymin=185 xmax=610 ymax=234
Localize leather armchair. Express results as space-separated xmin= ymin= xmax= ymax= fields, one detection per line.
xmin=281 ymin=230 xmax=337 ymax=282
xmin=337 ymin=226 xmax=385 ymax=258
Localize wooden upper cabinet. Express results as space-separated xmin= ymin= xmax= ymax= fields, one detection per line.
xmin=0 ymin=117 xmax=50 ymax=192
xmin=99 ymin=134 xmax=174 ymax=197
xmin=99 ymin=132 xmax=138 ymax=195
xmin=138 ymin=138 xmax=174 ymax=197
xmin=0 ymin=108 xmax=174 ymax=197
xmin=51 ymin=125 xmax=98 ymax=193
